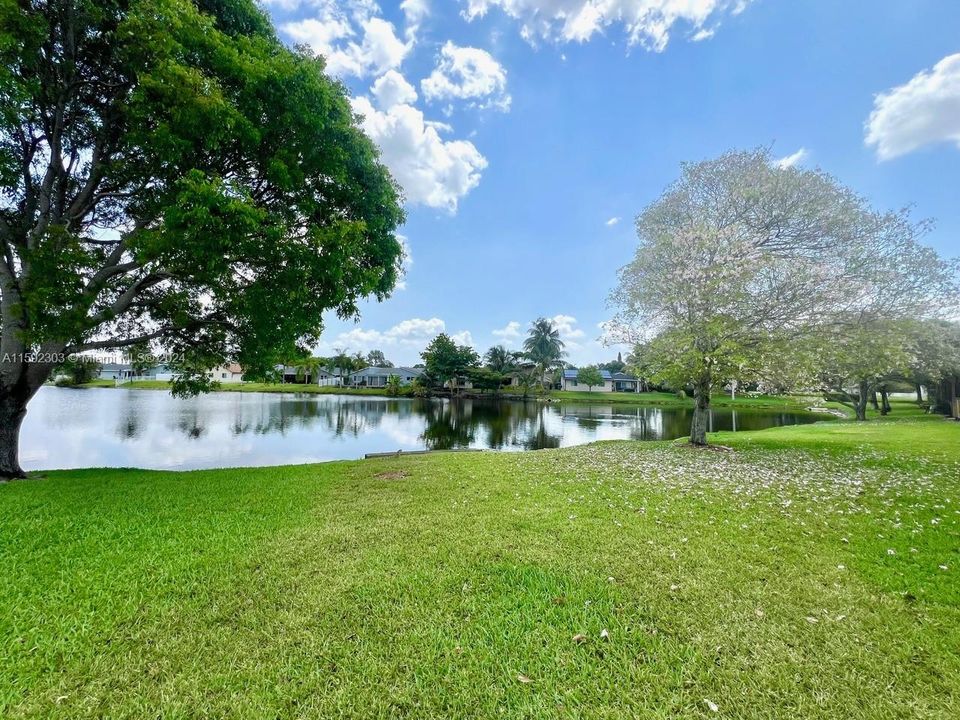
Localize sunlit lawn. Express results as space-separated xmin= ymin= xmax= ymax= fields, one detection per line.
xmin=1 ymin=408 xmax=957 ymax=718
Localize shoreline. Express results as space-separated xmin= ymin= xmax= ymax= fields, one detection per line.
xmin=67 ymin=379 xmax=842 ymax=413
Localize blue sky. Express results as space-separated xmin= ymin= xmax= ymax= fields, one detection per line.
xmin=261 ymin=0 xmax=960 ymax=366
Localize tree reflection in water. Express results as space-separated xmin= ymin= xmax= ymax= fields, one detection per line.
xmin=153 ymin=394 xmax=821 ymax=449
xmin=23 ymin=388 xmax=827 ymax=471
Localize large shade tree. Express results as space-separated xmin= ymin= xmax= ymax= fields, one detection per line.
xmin=0 ymin=0 xmax=405 ymax=477
xmin=612 ymin=149 xmax=875 ymax=445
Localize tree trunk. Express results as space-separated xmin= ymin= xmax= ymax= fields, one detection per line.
xmin=854 ymin=380 xmax=869 ymax=421
xmin=0 ymin=389 xmax=29 ymax=480
xmin=690 ymin=378 xmax=711 ymax=446
xmin=870 ymin=391 xmax=880 ymax=411
xmin=880 ymin=387 xmax=891 ymax=416
xmin=915 ymin=384 xmax=923 ymax=403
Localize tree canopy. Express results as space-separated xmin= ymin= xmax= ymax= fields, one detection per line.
xmin=611 ymin=149 xmax=959 ymax=442
xmin=420 ymin=334 xmax=479 ymax=392
xmin=0 ymin=0 xmax=405 ymax=477
xmin=576 ymin=366 xmax=604 ymax=391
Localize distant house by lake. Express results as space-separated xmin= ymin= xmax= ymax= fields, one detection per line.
xmin=98 ymin=363 xmax=137 ymax=382
xmin=349 ymin=366 xmax=423 ymax=388
xmin=98 ymin=363 xmax=244 ymax=384
xmin=562 ymin=368 xmax=643 ymax=393
xmin=208 ymin=364 xmax=244 ymax=384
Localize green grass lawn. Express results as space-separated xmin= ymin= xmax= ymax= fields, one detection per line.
xmin=2 ymin=413 xmax=958 ymax=718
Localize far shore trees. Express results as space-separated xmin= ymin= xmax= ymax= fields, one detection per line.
xmin=484 ymin=345 xmax=518 ymax=374
xmin=366 ymin=350 xmax=392 ymax=368
xmin=421 ymin=334 xmax=479 ymax=395
xmin=0 ymin=0 xmax=405 ymax=477
xmin=610 ymin=149 xmax=958 ymax=445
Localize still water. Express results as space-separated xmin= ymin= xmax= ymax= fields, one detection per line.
xmin=21 ymin=387 xmax=824 ymax=471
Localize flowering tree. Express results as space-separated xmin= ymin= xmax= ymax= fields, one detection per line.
xmin=810 ymin=209 xmax=959 ymax=419
xmin=610 ymin=149 xmax=871 ymax=445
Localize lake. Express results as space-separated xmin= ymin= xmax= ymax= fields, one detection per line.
xmin=20 ymin=387 xmax=825 ymax=471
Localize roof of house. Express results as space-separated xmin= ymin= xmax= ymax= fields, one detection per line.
xmin=563 ymin=368 xmax=613 ymax=381
xmin=611 ymin=372 xmax=639 ymax=381
xmin=100 ymin=363 xmax=131 ymax=372
xmin=352 ymin=366 xmax=423 ymax=377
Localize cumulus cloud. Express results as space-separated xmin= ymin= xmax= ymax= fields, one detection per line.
xmin=551 ymin=314 xmax=585 ymax=340
xmin=351 ymin=94 xmax=488 ymax=211
xmin=371 ymin=69 xmax=419 ymax=109
xmin=462 ymin=0 xmax=754 ymax=51
xmin=319 ymin=316 xmax=477 ymax=361
xmin=865 ymin=53 xmax=960 ymax=160
xmin=605 ymin=216 xmax=621 ymax=226
xmin=492 ymin=321 xmax=522 ymax=339
xmin=422 ymin=42 xmax=512 ymax=112
xmin=450 ymin=330 xmax=476 ymax=347
xmin=326 ymin=317 xmax=445 ymax=353
xmin=282 ymin=2 xmax=411 ymax=78
xmin=283 ymin=17 xmax=411 ymax=77
xmin=775 ymin=147 xmax=808 ymax=168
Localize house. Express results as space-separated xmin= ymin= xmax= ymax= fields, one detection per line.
xmin=563 ymin=368 xmax=612 ymax=392
xmin=98 ymin=363 xmax=136 ymax=381
xmin=610 ymin=372 xmax=643 ymax=393
xmin=315 ymin=368 xmax=343 ymax=387
xmin=562 ymin=368 xmax=644 ymax=393
xmin=349 ymin=366 xmax=423 ymax=388
xmin=100 ymin=363 xmax=173 ymax=382
xmin=208 ymin=364 xmax=244 ymax=384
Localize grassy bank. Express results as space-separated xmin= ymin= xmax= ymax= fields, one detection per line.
xmin=76 ymin=379 xmax=828 ymax=412
xmin=2 ymin=412 xmax=957 ymax=717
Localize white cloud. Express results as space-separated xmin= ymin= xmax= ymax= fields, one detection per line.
xmin=318 ymin=316 xmax=479 ymax=362
xmin=324 ymin=317 xmax=445 ymax=353
xmin=605 ymin=216 xmax=621 ymax=226
xmin=394 ymin=234 xmax=413 ymax=290
xmin=462 ymin=0 xmax=754 ymax=51
xmin=351 ymin=95 xmax=488 ymax=211
xmin=400 ymin=0 xmax=430 ymax=39
xmin=551 ymin=314 xmax=585 ymax=340
xmin=492 ymin=321 xmax=522 ymax=339
xmin=775 ymin=147 xmax=808 ymax=168
xmin=691 ymin=27 xmax=715 ymax=41
xmin=865 ymin=53 xmax=960 ymax=160
xmin=421 ymin=42 xmax=512 ymax=112
xmin=283 ymin=4 xmax=410 ymax=79
xmin=385 ymin=317 xmax=445 ymax=341
xmin=450 ymin=330 xmax=476 ymax=347
xmin=371 ymin=69 xmax=418 ymax=109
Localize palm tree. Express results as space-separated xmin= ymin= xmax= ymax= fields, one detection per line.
xmin=332 ymin=347 xmax=351 ymax=385
xmin=298 ymin=356 xmax=324 ymax=384
xmin=484 ymin=345 xmax=516 ymax=373
xmin=523 ymin=318 xmax=566 ymax=391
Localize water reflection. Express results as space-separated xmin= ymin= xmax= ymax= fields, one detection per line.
xmin=21 ymin=387 xmax=823 ymax=471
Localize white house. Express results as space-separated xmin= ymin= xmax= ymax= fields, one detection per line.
xmin=349 ymin=366 xmax=423 ymax=388
xmin=209 ymin=364 xmax=244 ymax=384
xmin=562 ymin=368 xmax=642 ymax=393
xmin=315 ymin=368 xmax=343 ymax=387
